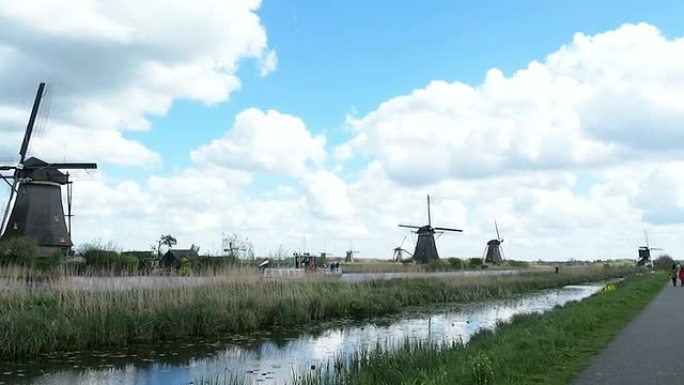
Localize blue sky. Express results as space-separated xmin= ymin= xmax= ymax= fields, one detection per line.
xmin=2 ymin=0 xmax=684 ymax=259
xmin=137 ymin=0 xmax=684 ymax=180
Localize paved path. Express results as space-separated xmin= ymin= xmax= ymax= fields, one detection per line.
xmin=574 ymin=282 xmax=684 ymax=385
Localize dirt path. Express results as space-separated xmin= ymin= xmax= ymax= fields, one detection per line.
xmin=574 ymin=280 xmax=682 ymax=385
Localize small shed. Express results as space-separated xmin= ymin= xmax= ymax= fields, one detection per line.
xmin=161 ymin=248 xmax=199 ymax=268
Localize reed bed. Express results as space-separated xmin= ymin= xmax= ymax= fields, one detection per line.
xmin=0 ymin=266 xmax=631 ymax=358
xmin=340 ymin=262 xmax=424 ymax=274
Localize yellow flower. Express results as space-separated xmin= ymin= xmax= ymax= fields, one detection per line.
xmin=602 ymin=283 xmax=616 ymax=293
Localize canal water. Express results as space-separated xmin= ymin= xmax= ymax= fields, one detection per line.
xmin=0 ymin=282 xmax=605 ymax=385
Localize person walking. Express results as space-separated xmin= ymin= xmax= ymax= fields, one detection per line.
xmin=679 ymin=265 xmax=684 ymax=287
xmin=672 ymin=264 xmax=678 ymax=287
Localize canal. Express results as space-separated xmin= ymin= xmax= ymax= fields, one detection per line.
xmin=0 ymin=281 xmax=605 ymax=385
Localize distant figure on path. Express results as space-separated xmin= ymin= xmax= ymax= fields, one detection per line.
xmin=671 ymin=264 xmax=678 ymax=287
xmin=555 ymin=266 xmax=560 ymax=274
xmin=679 ymin=265 xmax=684 ymax=287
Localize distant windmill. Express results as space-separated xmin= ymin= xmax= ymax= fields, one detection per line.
xmin=392 ymin=234 xmax=412 ymax=262
xmin=637 ymin=231 xmax=661 ymax=267
xmin=483 ymin=221 xmax=505 ymax=264
xmin=398 ymin=195 xmax=462 ymax=263
xmin=0 ymin=83 xmax=97 ymax=257
xmin=345 ymin=241 xmax=359 ymax=262
xmin=222 ymin=233 xmax=248 ymax=258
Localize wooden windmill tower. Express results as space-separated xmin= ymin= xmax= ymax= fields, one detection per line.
xmin=345 ymin=241 xmax=359 ymax=262
xmin=637 ymin=231 xmax=661 ymax=267
xmin=483 ymin=221 xmax=504 ymax=264
xmin=0 ymin=83 xmax=97 ymax=257
xmin=398 ymin=195 xmax=462 ymax=263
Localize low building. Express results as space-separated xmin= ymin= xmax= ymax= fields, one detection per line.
xmin=160 ymin=248 xmax=199 ymax=268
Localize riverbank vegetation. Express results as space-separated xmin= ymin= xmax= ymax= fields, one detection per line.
xmin=2 ymin=236 xmax=638 ymax=278
xmin=340 ymin=258 xmax=535 ymax=273
xmin=0 ymin=266 xmax=632 ymax=358
xmin=298 ymin=272 xmax=664 ymax=385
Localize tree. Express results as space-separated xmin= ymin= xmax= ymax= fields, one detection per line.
xmin=468 ymin=257 xmax=484 ymax=269
xmin=653 ymin=254 xmax=675 ymax=271
xmin=156 ymin=234 xmax=177 ymax=256
xmin=224 ymin=233 xmax=254 ymax=260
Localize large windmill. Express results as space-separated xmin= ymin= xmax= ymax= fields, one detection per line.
xmin=483 ymin=221 xmax=504 ymax=264
xmin=398 ymin=195 xmax=462 ymax=263
xmin=637 ymin=231 xmax=661 ymax=267
xmin=0 ymin=83 xmax=97 ymax=257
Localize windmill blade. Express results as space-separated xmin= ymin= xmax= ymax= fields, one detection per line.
xmin=0 ymin=177 xmax=19 ymax=235
xmin=0 ymin=174 xmax=14 ymax=188
xmin=399 ymin=234 xmax=408 ymax=248
xmin=434 ymin=227 xmax=463 ymax=232
xmin=427 ymin=195 xmax=432 ymax=227
xmin=19 ymin=83 xmax=47 ymax=164
xmin=650 ymin=247 xmax=663 ymax=251
xmin=495 ymin=220 xmax=501 ymax=241
xmin=644 ymin=231 xmax=649 ymax=248
xmin=45 ymin=162 xmax=98 ymax=170
xmin=399 ymin=224 xmax=421 ymax=229
xmin=27 ymin=83 xmax=52 ymax=158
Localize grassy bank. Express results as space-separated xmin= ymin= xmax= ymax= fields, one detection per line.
xmin=0 ymin=266 xmax=630 ymax=358
xmin=301 ymin=272 xmax=664 ymax=385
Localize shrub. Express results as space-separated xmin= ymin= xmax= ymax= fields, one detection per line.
xmin=507 ymin=260 xmax=530 ymax=269
xmin=0 ymin=237 xmax=39 ymax=265
xmin=118 ymin=253 xmax=140 ymax=271
xmin=468 ymin=258 xmax=484 ymax=269
xmin=424 ymin=260 xmax=449 ymax=272
xmin=653 ymin=254 xmax=675 ymax=271
xmin=79 ymin=241 xmax=142 ymax=273
xmin=179 ymin=257 xmax=193 ymax=276
xmin=81 ymin=247 xmax=119 ymax=268
xmin=447 ymin=258 xmax=464 ymax=270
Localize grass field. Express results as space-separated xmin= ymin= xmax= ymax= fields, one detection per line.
xmin=0 ymin=266 xmax=630 ymax=358
xmin=297 ymin=272 xmax=664 ymax=385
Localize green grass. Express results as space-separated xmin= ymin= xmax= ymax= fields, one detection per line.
xmin=0 ymin=266 xmax=631 ymax=358
xmin=300 ymin=272 xmax=665 ymax=385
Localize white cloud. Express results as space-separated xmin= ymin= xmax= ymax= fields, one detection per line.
xmin=0 ymin=0 xmax=275 ymax=166
xmin=191 ymin=108 xmax=327 ymax=176
xmin=343 ymin=23 xmax=684 ymax=185
xmin=302 ymin=170 xmax=354 ymax=219
xmin=258 ymin=50 xmax=279 ymax=77
xmin=31 ymin=123 xmax=161 ymax=166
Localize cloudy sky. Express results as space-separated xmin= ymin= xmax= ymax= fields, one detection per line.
xmin=1 ymin=0 xmax=684 ymax=261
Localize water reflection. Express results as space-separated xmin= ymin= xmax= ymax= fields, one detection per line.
xmin=0 ymin=283 xmax=603 ymax=385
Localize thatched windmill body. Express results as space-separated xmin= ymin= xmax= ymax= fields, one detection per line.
xmin=637 ymin=231 xmax=661 ymax=267
xmin=398 ymin=195 xmax=462 ymax=263
xmin=483 ymin=221 xmax=505 ymax=264
xmin=345 ymin=250 xmax=359 ymax=262
xmin=0 ymin=83 xmax=97 ymax=256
